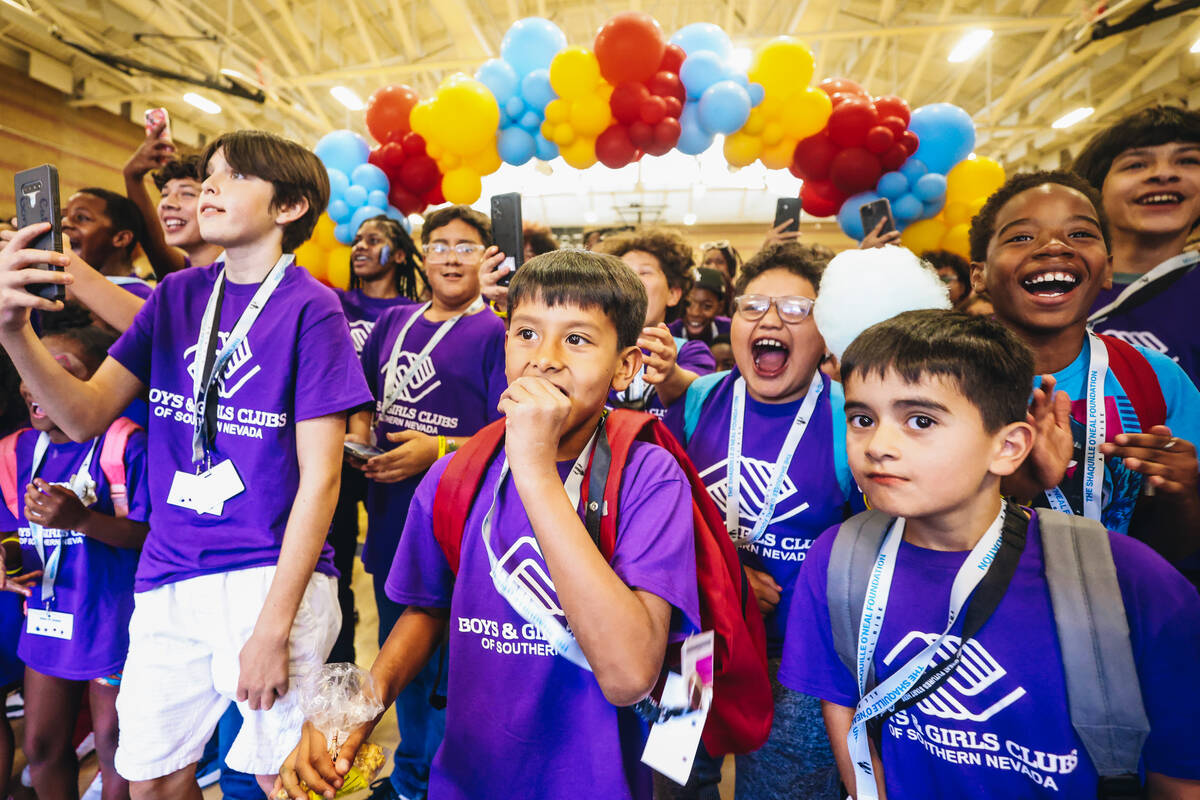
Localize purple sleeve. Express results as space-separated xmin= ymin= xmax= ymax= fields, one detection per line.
xmin=777 ymin=525 xmax=860 ymax=707
xmin=293 ymin=306 xmax=375 ymax=421
xmin=0 ymin=487 xmax=16 ymax=533
xmin=667 ymin=319 xmax=684 ymax=337
xmin=360 ymin=316 xmax=383 ymax=401
xmin=385 ymin=456 xmax=455 ymax=607
xmin=1112 ymin=534 xmax=1200 ymax=779
xmin=118 ymin=281 xmax=154 ymax=300
xmin=122 ymin=428 xmax=151 ymax=524
xmin=678 ymin=339 xmax=716 ymax=376
xmin=107 ymin=286 xmax=159 ymax=385
xmin=608 ymin=443 xmax=701 ymax=631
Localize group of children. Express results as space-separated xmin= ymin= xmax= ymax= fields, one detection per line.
xmin=0 ymin=102 xmax=1191 ymax=800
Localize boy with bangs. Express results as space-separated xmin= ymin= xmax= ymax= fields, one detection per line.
xmin=968 ymin=171 xmax=1200 ymax=557
xmin=280 ymin=250 xmax=700 ymax=800
xmin=0 ymin=129 xmax=372 ymax=796
xmin=781 ymin=309 xmax=1200 ymax=799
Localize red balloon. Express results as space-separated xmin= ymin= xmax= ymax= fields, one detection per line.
xmin=872 ymin=95 xmax=911 ymax=126
xmin=644 ymin=117 xmax=681 ymax=156
xmin=818 ymin=78 xmax=867 ymax=99
xmin=400 ymin=155 xmax=439 ymax=194
xmin=368 ymin=142 xmax=406 ymax=172
xmin=596 ymin=125 xmax=638 ymax=169
xmin=646 ymin=70 xmax=685 ymax=103
xmin=799 ymin=179 xmax=846 ymax=218
xmin=628 ymin=120 xmax=654 ymax=150
xmin=659 ymin=43 xmax=685 ymax=74
xmin=864 ymin=126 xmax=895 ymax=155
xmin=827 ymin=92 xmax=860 ymax=108
xmin=389 ymin=185 xmax=423 ymax=216
xmin=662 ymin=96 xmax=683 ymax=119
xmin=611 ymin=82 xmax=650 ymax=126
xmin=791 ymin=132 xmax=839 ymax=182
xmin=400 ymin=131 xmax=427 ymax=157
xmin=830 ymin=147 xmax=883 ymax=196
xmin=827 ymin=97 xmax=879 ymax=149
xmin=640 ymin=95 xmax=667 ymax=125
xmin=425 ymin=184 xmax=445 ymax=207
xmin=880 ymin=143 xmax=908 ymax=171
xmin=879 ymin=115 xmax=907 ymax=138
xmin=365 ymin=84 xmax=420 ymax=144
xmin=898 ymin=130 xmax=920 ymax=156
xmin=594 ymin=11 xmax=665 ymax=85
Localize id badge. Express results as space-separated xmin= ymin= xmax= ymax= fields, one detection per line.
xmin=196 ymin=459 xmax=244 ymax=515
xmin=641 ymin=671 xmax=712 ymax=786
xmin=167 ymin=470 xmax=202 ymax=510
xmin=27 ymin=608 xmax=73 ymax=640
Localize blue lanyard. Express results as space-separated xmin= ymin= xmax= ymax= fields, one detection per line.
xmin=28 ymin=433 xmax=99 ymax=607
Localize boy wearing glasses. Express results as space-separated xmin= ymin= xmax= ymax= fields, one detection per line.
xmin=348 ymin=204 xmax=507 ymax=800
xmin=655 ymin=243 xmax=857 ymax=800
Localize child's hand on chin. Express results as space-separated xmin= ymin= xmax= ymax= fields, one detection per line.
xmin=499 ymin=376 xmax=572 ymax=475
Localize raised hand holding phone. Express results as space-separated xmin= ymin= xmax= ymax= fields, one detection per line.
xmin=14 ymin=165 xmax=65 ymax=303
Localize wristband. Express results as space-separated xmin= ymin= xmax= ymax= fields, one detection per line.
xmin=2 ymin=536 xmax=19 ymax=576
xmin=436 ymin=435 xmax=447 ymax=459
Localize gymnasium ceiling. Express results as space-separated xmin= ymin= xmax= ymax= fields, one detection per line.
xmin=2 ymin=0 xmax=1199 ymax=227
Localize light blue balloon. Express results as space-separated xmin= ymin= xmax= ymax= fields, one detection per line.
xmin=498 ymin=127 xmax=537 ymax=166
xmin=327 ymin=198 xmax=352 ymax=224
xmin=518 ymin=110 xmax=542 ymax=133
xmin=506 ymin=96 xmax=527 ymax=120
xmin=476 ymin=58 xmax=519 ymax=104
xmin=680 ymin=51 xmax=727 ymax=101
xmin=314 ymin=130 xmax=369 ymax=176
xmin=326 ymin=168 xmax=350 ymax=199
xmin=501 ymin=17 xmax=567 ymax=76
xmin=350 ymin=205 xmax=387 ymax=233
xmin=676 ymin=102 xmax=715 ymax=155
xmin=909 ymin=103 xmax=975 ymax=174
xmin=838 ymin=191 xmax=881 ymax=240
xmin=344 ymin=185 xmax=368 ymax=208
xmin=669 ymin=22 xmax=734 ymax=60
xmin=534 ymin=134 xmax=559 ymax=162
xmin=748 ymin=83 xmax=765 ymax=106
xmin=334 ymin=222 xmax=354 ymax=245
xmin=922 ymin=199 xmax=944 ymax=220
xmin=876 ymin=171 xmax=909 ymax=200
xmin=913 ymin=173 xmax=947 ymax=203
xmin=520 ymin=69 xmax=556 ymax=111
xmin=385 ymin=205 xmax=408 ymax=228
xmin=893 ymin=193 xmax=924 ymax=223
xmin=350 ymin=163 xmax=389 ymax=194
xmin=367 ymin=189 xmax=389 ymax=209
xmin=899 ymin=158 xmax=929 ymax=184
xmin=698 ymin=80 xmax=751 ymax=135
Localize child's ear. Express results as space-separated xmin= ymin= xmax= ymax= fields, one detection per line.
xmin=111 ymin=229 xmax=134 ymax=252
xmin=989 ymin=420 xmax=1034 ymax=477
xmin=273 ymin=196 xmax=311 ymax=227
xmin=610 ymin=345 xmax=644 ymax=392
xmin=1101 ymin=253 xmax=1114 ymax=290
xmin=668 ymin=284 xmax=684 ymax=308
xmin=969 ymin=261 xmax=987 ymax=295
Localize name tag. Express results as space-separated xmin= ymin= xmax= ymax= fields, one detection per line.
xmin=27 ymin=608 xmax=73 ymax=640
xmin=641 ymin=671 xmax=711 ymax=786
xmin=167 ymin=459 xmax=245 ymax=516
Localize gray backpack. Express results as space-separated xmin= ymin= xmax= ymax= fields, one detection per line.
xmin=827 ymin=508 xmax=1150 ymax=797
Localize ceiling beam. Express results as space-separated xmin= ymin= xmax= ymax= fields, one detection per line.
xmin=973 ymin=35 xmax=1122 ymax=124
xmin=240 ymin=0 xmax=334 ymax=130
xmin=263 ymin=0 xmax=319 ymax=73
xmin=345 ymin=0 xmax=383 ymax=67
xmin=902 ymin=0 xmax=953 ymax=101
xmin=1089 ymin=13 xmax=1200 ymax=121
xmin=387 ymin=0 xmax=418 ymax=61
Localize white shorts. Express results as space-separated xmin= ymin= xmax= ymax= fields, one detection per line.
xmin=114 ymin=566 xmax=340 ymax=781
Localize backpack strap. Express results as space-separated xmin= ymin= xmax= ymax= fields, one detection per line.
xmin=431 ymin=419 xmax=507 ymax=574
xmin=98 ymin=417 xmax=142 ymax=519
xmin=827 ymin=509 xmax=894 ymax=691
xmin=1097 ymin=334 xmax=1167 ymax=432
xmin=683 ymin=371 xmax=728 ymax=445
xmin=1037 ymin=509 xmax=1149 ymax=783
xmin=0 ymin=430 xmax=26 ymax=520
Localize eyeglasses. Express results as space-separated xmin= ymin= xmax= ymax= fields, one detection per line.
xmin=701 ymin=240 xmax=731 ymax=251
xmin=733 ymin=294 xmax=815 ymax=323
xmin=422 ymin=242 xmax=485 ymax=261
xmin=939 ymin=273 xmax=962 ymax=285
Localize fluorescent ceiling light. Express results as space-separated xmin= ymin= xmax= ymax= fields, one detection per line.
xmin=1052 ymin=106 xmax=1094 ymax=129
xmin=183 ymin=92 xmax=221 ymax=114
xmin=1191 ymin=36 xmax=1200 ymax=53
xmin=331 ymin=86 xmax=365 ymax=110
xmin=583 ymin=210 xmax=599 ymax=224
xmin=948 ymin=29 xmax=993 ymax=63
xmin=683 ymin=212 xmax=698 ymax=226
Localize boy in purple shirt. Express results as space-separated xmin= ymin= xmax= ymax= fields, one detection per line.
xmin=281 ymin=249 xmax=701 ymax=800
xmin=668 ymin=267 xmax=732 ymax=345
xmin=781 ymin=310 xmax=1200 ymax=799
xmin=0 ymin=129 xmax=372 ymax=796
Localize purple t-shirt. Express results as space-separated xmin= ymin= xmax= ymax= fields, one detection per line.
xmin=332 ymin=288 xmax=413 ymax=355
xmin=359 ymin=303 xmax=507 ymax=574
xmin=0 ymin=426 xmax=148 ymax=679
xmin=668 ymin=316 xmax=731 ymax=344
xmin=610 ymin=337 xmax=715 ymax=425
xmin=683 ymin=370 xmax=857 ymax=654
xmin=109 ymin=275 xmax=155 ymax=300
xmin=108 ymin=261 xmax=373 ymax=591
xmin=780 ymin=512 xmax=1200 ymax=798
xmin=386 ymin=442 xmax=701 ymax=800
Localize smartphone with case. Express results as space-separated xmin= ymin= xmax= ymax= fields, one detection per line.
xmin=859 ymin=198 xmax=897 ymax=238
xmin=144 ymin=107 xmax=172 ymax=141
xmin=490 ymin=192 xmax=523 ymax=287
xmin=14 ymin=165 xmax=65 ymax=303
xmin=344 ymin=441 xmax=385 ymax=461
xmin=774 ymin=197 xmax=801 ymax=233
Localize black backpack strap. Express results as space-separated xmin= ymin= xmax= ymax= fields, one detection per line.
xmin=584 ymin=413 xmax=611 ymax=548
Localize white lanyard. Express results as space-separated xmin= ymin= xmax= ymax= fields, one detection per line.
xmin=191 ymin=255 xmax=291 ymax=464
xmin=479 ymin=431 xmax=599 ymax=671
xmin=381 ymin=297 xmax=483 ymax=413
xmin=1088 ymin=251 xmax=1199 ymax=324
xmin=725 ymin=375 xmax=823 ymax=545
xmin=1044 ymin=332 xmax=1106 ymax=521
xmin=28 ymin=432 xmax=99 ymax=606
xmin=848 ymin=507 xmax=1006 ymax=799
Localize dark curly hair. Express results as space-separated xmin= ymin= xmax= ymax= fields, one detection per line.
xmin=421 ymin=205 xmax=492 ymax=246
xmin=151 ymin=154 xmax=203 ymax=192
xmin=523 ymin=221 xmax=559 ymax=256
xmin=922 ymin=249 xmax=970 ymax=287
xmin=1072 ymin=105 xmax=1200 ymax=191
xmin=353 ymin=216 xmax=428 ymax=301
xmin=598 ymin=227 xmax=695 ymax=292
xmin=78 ymin=187 xmax=147 ymax=257
xmin=734 ymin=241 xmax=827 ymax=297
xmin=968 ymin=170 xmax=1110 ymax=263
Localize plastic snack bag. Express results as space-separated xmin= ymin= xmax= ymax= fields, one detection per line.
xmin=276 ymin=663 xmax=387 ymax=799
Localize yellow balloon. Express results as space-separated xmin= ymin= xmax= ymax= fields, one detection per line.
xmin=560 ymin=137 xmax=597 ymax=169
xmin=544 ymin=99 xmax=570 ymax=125
xmin=570 ymin=95 xmax=612 ymax=137
xmin=781 ymin=88 xmax=833 ymax=140
xmin=467 ymin=146 xmax=502 ymax=176
xmin=552 ymin=122 xmax=576 ymax=146
xmin=943 ymin=201 xmax=970 ymax=227
xmin=439 ymin=152 xmax=461 ymax=171
xmin=442 ymin=168 xmax=482 ymax=205
xmin=433 ymin=76 xmax=499 ymax=155
xmin=762 ymin=121 xmax=784 ymax=147
xmin=946 ymin=156 xmax=1006 ymax=205
xmin=724 ymin=132 xmax=762 ymax=168
xmin=900 ymin=218 xmax=948 ymax=256
xmin=968 ymin=196 xmax=987 ymax=218
xmin=941 ymin=223 xmax=971 ymax=259
xmin=758 ymin=94 xmax=785 ymax=121
xmin=550 ymin=46 xmax=601 ymax=100
xmin=749 ymin=37 xmax=815 ymax=95
xmin=294 ymin=241 xmax=328 ymax=282
xmin=760 ymin=139 xmax=796 ymax=170
xmin=312 ymin=214 xmax=337 ymax=249
xmin=410 ymin=98 xmax=436 ymax=138
xmin=743 ymin=108 xmax=767 ymax=136
xmin=326 ymin=244 xmax=352 ymax=289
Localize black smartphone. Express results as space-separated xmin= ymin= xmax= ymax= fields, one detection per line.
xmin=344 ymin=441 xmax=384 ymax=461
xmin=859 ymin=198 xmax=896 ymax=238
xmin=14 ymin=165 xmax=64 ymax=302
xmin=774 ymin=197 xmax=801 ymax=233
xmin=490 ymin=192 xmax=523 ymax=287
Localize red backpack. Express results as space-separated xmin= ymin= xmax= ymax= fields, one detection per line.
xmin=431 ymin=409 xmax=773 ymax=756
xmin=1097 ymin=333 xmax=1167 ymax=432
